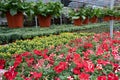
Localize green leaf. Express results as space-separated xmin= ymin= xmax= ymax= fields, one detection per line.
xmin=10 ymin=9 xmax=17 ymax=16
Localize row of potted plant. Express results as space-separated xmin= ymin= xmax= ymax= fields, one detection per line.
xmin=0 ymin=0 xmax=120 ymax=28
xmin=69 ymin=8 xmax=120 ymax=26
xmin=0 ymin=0 xmax=63 ymax=28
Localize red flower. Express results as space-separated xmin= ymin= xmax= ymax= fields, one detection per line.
xmin=0 ymin=59 xmax=6 ymax=69
xmin=101 ymin=42 xmax=109 ymax=51
xmin=84 ymin=42 xmax=93 ymax=49
xmin=83 ymin=60 xmax=94 ymax=73
xmin=96 ymin=47 xmax=104 ymax=56
xmin=68 ymin=47 xmax=76 ymax=53
xmin=4 ymin=68 xmax=17 ymax=80
xmin=97 ymin=76 xmax=107 ymax=80
xmin=97 ymin=59 xmax=110 ymax=66
xmin=13 ymin=55 xmax=22 ymax=68
xmin=30 ymin=72 xmax=42 ymax=79
xmin=54 ymin=62 xmax=68 ymax=73
xmin=73 ymin=53 xmax=83 ymax=68
xmin=73 ymin=67 xmax=81 ymax=74
xmin=21 ymin=52 xmax=31 ymax=57
xmin=78 ymin=73 xmax=90 ymax=80
xmin=33 ymin=49 xmax=42 ymax=56
xmin=26 ymin=58 xmax=34 ymax=66
xmin=108 ymin=73 xmax=119 ymax=80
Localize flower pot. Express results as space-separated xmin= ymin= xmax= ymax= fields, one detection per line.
xmin=90 ymin=16 xmax=98 ymax=23
xmin=103 ymin=16 xmax=110 ymax=22
xmin=83 ymin=17 xmax=89 ymax=24
xmin=38 ymin=15 xmax=51 ymax=27
xmin=109 ymin=16 xmax=114 ymax=20
xmin=6 ymin=12 xmax=23 ymax=28
xmin=73 ymin=18 xmax=82 ymax=26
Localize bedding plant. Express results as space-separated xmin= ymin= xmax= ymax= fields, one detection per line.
xmin=1 ymin=31 xmax=120 ymax=80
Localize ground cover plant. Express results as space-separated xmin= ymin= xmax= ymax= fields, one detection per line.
xmin=0 ymin=32 xmax=94 ymax=58
xmin=0 ymin=22 xmax=120 ymax=44
xmin=1 ymin=31 xmax=120 ymax=80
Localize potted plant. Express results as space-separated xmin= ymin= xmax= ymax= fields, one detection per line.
xmin=89 ymin=8 xmax=102 ymax=23
xmin=34 ymin=1 xmax=63 ymax=27
xmin=0 ymin=0 xmax=29 ymax=28
xmin=83 ymin=7 xmax=91 ymax=24
xmin=69 ymin=8 xmax=86 ymax=26
xmin=103 ymin=9 xmax=114 ymax=21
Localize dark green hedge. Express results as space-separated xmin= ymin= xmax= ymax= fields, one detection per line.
xmin=0 ymin=22 xmax=120 ymax=44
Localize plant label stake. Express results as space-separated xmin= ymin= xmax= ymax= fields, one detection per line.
xmin=110 ymin=0 xmax=114 ymax=38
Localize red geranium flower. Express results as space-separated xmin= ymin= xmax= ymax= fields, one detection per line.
xmin=97 ymin=76 xmax=107 ymax=80
xmin=33 ymin=49 xmax=42 ymax=56
xmin=13 ymin=55 xmax=22 ymax=68
xmin=4 ymin=67 xmax=18 ymax=80
xmin=54 ymin=62 xmax=68 ymax=73
xmin=83 ymin=60 xmax=94 ymax=73
xmin=73 ymin=67 xmax=81 ymax=74
xmin=84 ymin=42 xmax=93 ymax=49
xmin=79 ymin=73 xmax=90 ymax=80
xmin=30 ymin=72 xmax=42 ymax=79
xmin=0 ymin=59 xmax=6 ymax=69
xmin=108 ymin=73 xmax=119 ymax=80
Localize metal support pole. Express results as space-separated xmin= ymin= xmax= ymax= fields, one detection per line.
xmin=35 ymin=16 xmax=38 ymax=28
xmin=110 ymin=0 xmax=114 ymax=38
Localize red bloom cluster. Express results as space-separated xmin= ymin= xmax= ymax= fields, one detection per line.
xmin=2 ymin=32 xmax=120 ymax=80
xmin=54 ymin=62 xmax=68 ymax=73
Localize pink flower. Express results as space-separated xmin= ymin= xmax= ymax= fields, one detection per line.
xmin=0 ymin=59 xmax=6 ymax=69
xmin=54 ymin=62 xmax=68 ymax=73
xmin=97 ymin=76 xmax=107 ymax=80
xmin=67 ymin=76 xmax=74 ymax=80
xmin=108 ymin=73 xmax=119 ymax=80
xmin=96 ymin=64 xmax=103 ymax=70
xmin=79 ymin=73 xmax=90 ymax=80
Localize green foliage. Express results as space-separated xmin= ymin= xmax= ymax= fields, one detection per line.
xmin=69 ymin=8 xmax=86 ymax=20
xmin=0 ymin=23 xmax=114 ymax=44
xmin=34 ymin=1 xmax=63 ymax=17
xmin=0 ymin=32 xmax=94 ymax=58
xmin=0 ymin=0 xmax=29 ymax=16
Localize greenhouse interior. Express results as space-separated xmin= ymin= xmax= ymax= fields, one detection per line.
xmin=0 ymin=0 xmax=120 ymax=80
